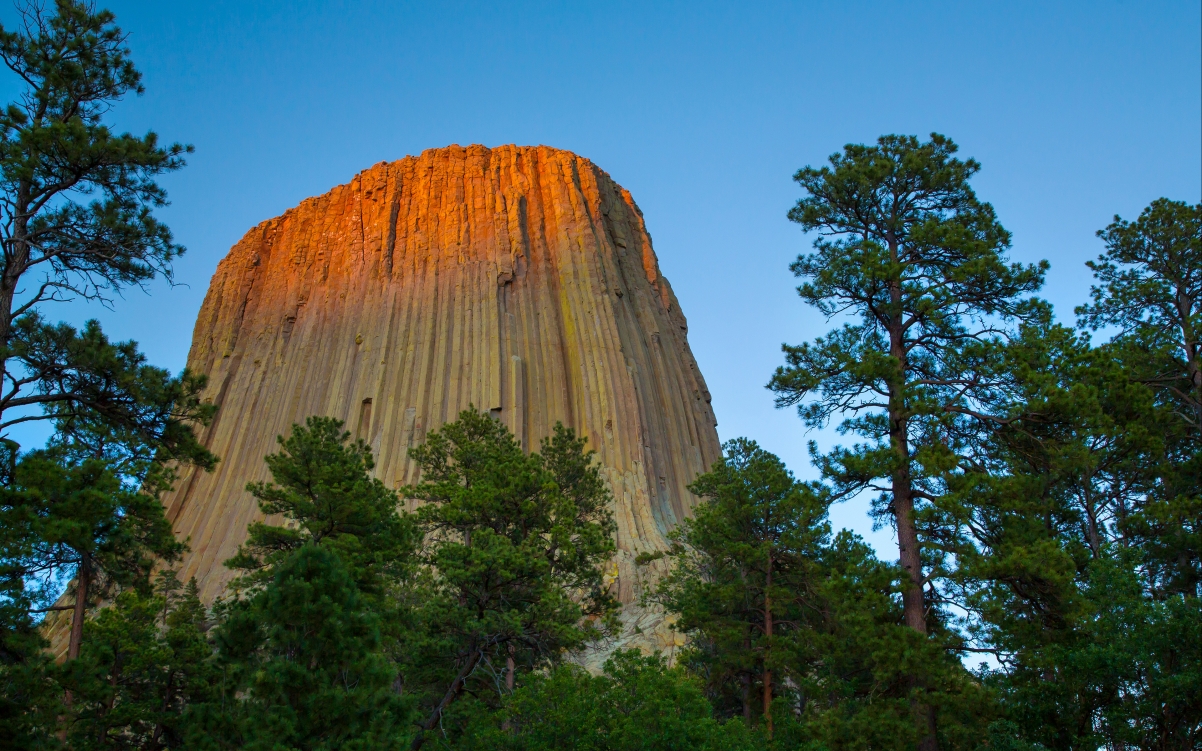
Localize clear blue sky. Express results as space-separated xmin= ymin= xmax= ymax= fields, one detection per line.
xmin=3 ymin=0 xmax=1199 ymax=553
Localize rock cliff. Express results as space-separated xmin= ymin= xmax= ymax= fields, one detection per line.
xmin=162 ymin=144 xmax=720 ymax=657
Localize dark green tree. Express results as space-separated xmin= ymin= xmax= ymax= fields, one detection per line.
xmin=656 ymin=439 xmax=987 ymax=748
xmin=1078 ymin=198 xmax=1201 ymax=596
xmin=185 ymin=416 xmax=418 ymax=750
xmin=653 ymin=438 xmax=829 ymax=737
xmin=0 ymin=0 xmax=212 ymax=466
xmin=1080 ymin=199 xmax=1202 ymax=428
xmin=768 ymin=133 xmax=1045 ymax=748
xmin=928 ymin=204 xmax=1202 ymax=748
xmin=0 ymin=600 xmax=59 ymax=749
xmin=456 ymin=650 xmax=760 ymax=751
xmin=768 ymin=530 xmax=985 ymax=751
xmin=0 ymin=7 xmax=215 ymax=733
xmin=205 ymin=545 xmax=412 ymax=751
xmin=1 ymin=451 xmax=182 ymax=662
xmin=224 ymin=416 xmax=417 ymax=599
xmin=402 ymin=409 xmax=617 ymax=750
xmin=60 ymin=572 xmax=216 ymax=750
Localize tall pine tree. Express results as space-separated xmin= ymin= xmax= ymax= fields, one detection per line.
xmin=1078 ymin=198 xmax=1201 ymax=596
xmin=768 ymin=133 xmax=1045 ymax=749
xmin=654 ymin=438 xmax=829 ymax=736
xmin=402 ymin=409 xmax=616 ymax=750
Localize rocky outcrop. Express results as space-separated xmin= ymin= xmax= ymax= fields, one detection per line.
xmin=161 ymin=144 xmax=720 ymax=658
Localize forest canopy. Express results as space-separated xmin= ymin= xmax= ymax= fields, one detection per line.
xmin=0 ymin=2 xmax=1197 ymax=750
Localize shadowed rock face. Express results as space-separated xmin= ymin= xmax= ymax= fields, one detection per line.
xmin=164 ymin=144 xmax=720 ymax=657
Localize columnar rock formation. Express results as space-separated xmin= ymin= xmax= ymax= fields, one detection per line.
xmin=162 ymin=144 xmax=721 ymax=655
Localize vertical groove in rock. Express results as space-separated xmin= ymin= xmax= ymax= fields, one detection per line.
xmin=163 ymin=144 xmax=720 ymax=657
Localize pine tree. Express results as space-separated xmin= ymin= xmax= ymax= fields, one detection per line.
xmin=1078 ymin=198 xmax=1201 ymax=596
xmin=656 ymin=439 xmax=988 ymax=748
xmin=930 ymin=202 xmax=1202 ymax=748
xmin=184 ymin=416 xmax=419 ymax=749
xmin=61 ymin=573 xmax=216 ymax=750
xmin=0 ymin=1 xmax=213 ymax=460
xmin=402 ymin=409 xmax=617 ymax=750
xmin=1 ymin=452 xmax=183 ymax=662
xmin=209 ymin=545 xmax=411 ymax=751
xmin=768 ymin=133 xmax=1045 ymax=749
xmin=653 ymin=438 xmax=828 ymax=736
xmin=224 ymin=416 xmax=417 ymax=600
xmin=0 ymin=6 xmax=215 ymax=734
xmin=962 ymin=329 xmax=1199 ymax=748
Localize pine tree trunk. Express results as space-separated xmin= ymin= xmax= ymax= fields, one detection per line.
xmin=887 ymin=327 xmax=926 ymax=631
xmin=742 ymin=630 xmax=752 ymax=724
xmin=62 ymin=553 xmax=91 ymax=712
xmin=0 ymin=188 xmax=30 ymax=423
xmin=742 ymin=671 xmax=751 ymax=725
xmin=887 ymin=241 xmax=939 ymax=751
xmin=763 ymin=552 xmax=773 ymax=739
xmin=410 ymin=647 xmax=483 ymax=751
xmin=67 ymin=553 xmax=91 ymax=660
xmin=502 ymin=644 xmax=516 ymax=732
xmin=1167 ymin=284 xmax=1201 ymax=597
xmin=1174 ymin=286 xmax=1201 ymax=432
xmin=506 ymin=642 xmax=515 ymax=691
xmin=0 ymin=186 xmax=29 ymax=342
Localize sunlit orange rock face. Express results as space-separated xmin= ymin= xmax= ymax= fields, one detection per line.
xmin=164 ymin=144 xmax=720 ymax=658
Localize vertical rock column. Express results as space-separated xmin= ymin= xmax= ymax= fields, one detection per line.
xmin=163 ymin=144 xmax=721 ymax=657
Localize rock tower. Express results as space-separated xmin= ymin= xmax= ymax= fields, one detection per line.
xmin=163 ymin=144 xmax=721 ymax=655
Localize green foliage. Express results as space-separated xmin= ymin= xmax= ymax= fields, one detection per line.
xmin=923 ymin=196 xmax=1202 ymax=748
xmin=194 ymin=417 xmax=418 ymax=748
xmin=659 ymin=440 xmax=989 ymax=748
xmin=1078 ymin=198 xmax=1201 ymax=596
xmin=768 ymin=132 xmax=1045 ymax=598
xmin=401 ymin=409 xmax=617 ymax=746
xmin=986 ymin=552 xmax=1202 ymax=749
xmin=225 ymin=416 xmax=417 ymax=598
xmin=8 ymin=451 xmax=182 ymax=589
xmin=202 ymin=545 xmax=412 ymax=751
xmin=656 ymin=438 xmax=830 ymax=730
xmin=1079 ymin=199 xmax=1201 ymax=405
xmin=0 ymin=1 xmax=213 ymax=459
xmin=60 ymin=573 xmax=215 ymax=750
xmin=0 ymin=451 xmax=183 ymax=657
xmin=0 ymin=0 xmax=189 ymax=296
xmin=26 ymin=316 xmax=218 ymax=493
xmin=766 ymin=530 xmax=930 ymax=751
xmin=0 ymin=4 xmax=216 ymax=741
xmin=456 ymin=650 xmax=759 ymax=751
xmin=0 ymin=621 xmax=60 ymax=750
xmin=769 ymin=133 xmax=1045 ymax=746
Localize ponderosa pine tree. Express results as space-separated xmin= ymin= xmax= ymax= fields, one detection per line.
xmin=1 ymin=451 xmax=182 ymax=662
xmin=1078 ymin=198 xmax=1201 ymax=597
xmin=60 ymin=572 xmax=215 ymax=750
xmin=402 ymin=409 xmax=616 ymax=750
xmin=926 ymin=202 xmax=1202 ymax=748
xmin=1081 ymin=199 xmax=1202 ymax=428
xmin=224 ymin=416 xmax=417 ymax=600
xmin=196 ymin=419 xmax=418 ymax=750
xmin=209 ymin=545 xmax=411 ymax=751
xmin=0 ymin=0 xmax=212 ymax=455
xmin=768 ymin=134 xmax=1045 ymax=749
xmin=933 ymin=309 xmax=1202 ymax=748
xmin=656 ymin=439 xmax=988 ymax=748
xmin=653 ymin=438 xmax=829 ymax=737
xmin=0 ymin=4 xmax=215 ymax=713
